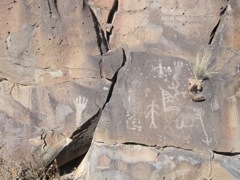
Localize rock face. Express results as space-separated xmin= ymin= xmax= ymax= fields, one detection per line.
xmin=75 ymin=142 xmax=238 ymax=180
xmin=0 ymin=0 xmax=240 ymax=179
xmin=0 ymin=0 xmax=123 ymax=169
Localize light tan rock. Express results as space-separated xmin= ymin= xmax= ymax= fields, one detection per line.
xmin=0 ymin=0 xmax=108 ymax=86
xmin=110 ymin=0 xmax=228 ymax=60
xmin=87 ymin=0 xmax=116 ymax=33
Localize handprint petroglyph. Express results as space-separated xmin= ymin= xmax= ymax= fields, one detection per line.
xmin=74 ymin=96 xmax=88 ymax=127
xmin=173 ymin=61 xmax=183 ymax=81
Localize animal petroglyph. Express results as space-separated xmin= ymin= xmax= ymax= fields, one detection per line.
xmin=74 ymin=96 xmax=88 ymax=127
xmin=145 ymin=101 xmax=160 ymax=129
xmin=161 ymin=88 xmax=180 ymax=115
xmin=194 ymin=108 xmax=212 ymax=146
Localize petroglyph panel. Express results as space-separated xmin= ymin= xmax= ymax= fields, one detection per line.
xmin=95 ymin=52 xmax=218 ymax=149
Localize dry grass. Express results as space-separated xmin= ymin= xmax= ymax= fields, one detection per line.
xmin=193 ymin=48 xmax=217 ymax=80
xmin=0 ymin=149 xmax=60 ymax=180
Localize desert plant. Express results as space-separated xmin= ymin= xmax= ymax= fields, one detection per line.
xmin=193 ymin=48 xmax=217 ymax=80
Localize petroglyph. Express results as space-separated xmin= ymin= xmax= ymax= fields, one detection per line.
xmin=168 ymin=81 xmax=186 ymax=100
xmin=43 ymin=87 xmax=49 ymax=94
xmin=144 ymin=88 xmax=151 ymax=97
xmin=126 ymin=112 xmax=142 ymax=131
xmin=158 ymin=134 xmax=167 ymax=142
xmin=132 ymin=79 xmax=141 ymax=88
xmin=128 ymin=79 xmax=141 ymax=102
xmin=74 ymin=96 xmax=88 ymax=127
xmin=176 ymin=113 xmax=195 ymax=129
xmin=151 ymin=60 xmax=172 ymax=79
xmin=173 ymin=61 xmax=183 ymax=81
xmin=236 ymin=65 xmax=240 ymax=73
xmin=128 ymin=88 xmax=135 ymax=103
xmin=145 ymin=101 xmax=160 ymax=129
xmin=161 ymin=88 xmax=180 ymax=115
xmin=167 ymin=61 xmax=187 ymax=100
xmin=194 ymin=108 xmax=212 ymax=146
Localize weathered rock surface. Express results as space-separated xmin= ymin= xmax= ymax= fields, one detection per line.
xmin=0 ymin=0 xmax=240 ymax=179
xmin=75 ymin=141 xmax=239 ymax=179
xmin=109 ymin=0 xmax=228 ymax=54
xmin=0 ymin=0 xmax=124 ymax=170
xmin=94 ymin=50 xmax=239 ymax=151
xmin=0 ymin=0 xmax=108 ymax=86
xmin=87 ymin=0 xmax=240 ymax=179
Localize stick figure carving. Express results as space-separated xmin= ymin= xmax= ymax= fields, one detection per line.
xmin=145 ymin=101 xmax=160 ymax=129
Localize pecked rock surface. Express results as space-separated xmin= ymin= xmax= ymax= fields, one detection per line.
xmin=0 ymin=0 xmax=240 ymax=179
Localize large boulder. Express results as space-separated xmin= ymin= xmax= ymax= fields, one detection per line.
xmin=76 ymin=0 xmax=240 ymax=179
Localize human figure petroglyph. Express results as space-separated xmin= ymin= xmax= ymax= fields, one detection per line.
xmin=194 ymin=108 xmax=212 ymax=146
xmin=151 ymin=61 xmax=172 ymax=79
xmin=161 ymin=88 xmax=180 ymax=115
xmin=74 ymin=96 xmax=88 ymax=127
xmin=145 ymin=101 xmax=160 ymax=129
